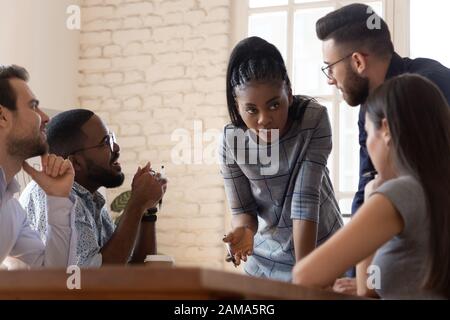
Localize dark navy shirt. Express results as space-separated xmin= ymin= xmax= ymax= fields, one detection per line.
xmin=352 ymin=52 xmax=450 ymax=214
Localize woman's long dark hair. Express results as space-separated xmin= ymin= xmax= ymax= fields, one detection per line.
xmin=226 ymin=36 xmax=310 ymax=128
xmin=365 ymin=74 xmax=450 ymax=298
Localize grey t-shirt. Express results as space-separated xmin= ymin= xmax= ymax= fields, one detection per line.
xmin=372 ymin=175 xmax=443 ymax=299
xmin=220 ymin=97 xmax=343 ymax=282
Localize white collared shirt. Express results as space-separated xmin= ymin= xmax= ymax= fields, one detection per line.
xmin=0 ymin=167 xmax=77 ymax=268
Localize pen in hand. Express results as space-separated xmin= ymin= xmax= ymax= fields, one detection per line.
xmin=225 ymin=242 xmax=237 ymax=268
xmin=158 ymin=165 xmax=165 ymax=210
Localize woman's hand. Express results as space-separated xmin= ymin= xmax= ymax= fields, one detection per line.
xmin=223 ymin=226 xmax=254 ymax=266
xmin=332 ymin=277 xmax=357 ymax=296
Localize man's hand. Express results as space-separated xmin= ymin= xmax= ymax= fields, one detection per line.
xmin=22 ymin=154 xmax=75 ymax=198
xmin=223 ymin=226 xmax=254 ymax=266
xmin=128 ymin=162 xmax=167 ymax=212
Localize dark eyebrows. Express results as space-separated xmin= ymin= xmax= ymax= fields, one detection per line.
xmin=265 ymin=96 xmax=280 ymax=105
xmin=244 ymin=96 xmax=280 ymax=108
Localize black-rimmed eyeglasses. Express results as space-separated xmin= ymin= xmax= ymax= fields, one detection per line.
xmin=70 ymin=132 xmax=116 ymax=155
xmin=321 ymin=53 xmax=353 ymax=80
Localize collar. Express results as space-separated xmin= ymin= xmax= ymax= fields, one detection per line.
xmin=0 ymin=167 xmax=21 ymax=204
xmin=72 ymin=181 xmax=106 ymax=209
xmin=385 ymin=52 xmax=407 ymax=80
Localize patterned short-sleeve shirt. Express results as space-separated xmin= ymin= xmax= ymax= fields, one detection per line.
xmin=19 ymin=181 xmax=115 ymax=267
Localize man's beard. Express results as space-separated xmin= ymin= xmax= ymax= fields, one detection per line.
xmin=85 ymin=158 xmax=125 ymax=188
xmin=342 ymin=66 xmax=370 ymax=106
xmin=7 ymin=131 xmax=48 ymax=159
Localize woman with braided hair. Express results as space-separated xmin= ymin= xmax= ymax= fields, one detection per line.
xmin=220 ymin=36 xmax=343 ymax=282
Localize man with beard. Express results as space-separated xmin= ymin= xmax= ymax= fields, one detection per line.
xmin=315 ymin=3 xmax=450 ymax=294
xmin=20 ymin=109 xmax=167 ymax=266
xmin=0 ymin=64 xmax=77 ymax=267
xmin=316 ymin=3 xmax=450 ymax=216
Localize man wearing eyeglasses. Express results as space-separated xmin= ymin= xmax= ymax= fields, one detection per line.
xmin=317 ymin=3 xmax=450 ymax=216
xmin=315 ymin=3 xmax=450 ymax=295
xmin=19 ymin=109 xmax=167 ymax=266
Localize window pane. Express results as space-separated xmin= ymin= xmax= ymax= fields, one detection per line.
xmin=249 ymin=11 xmax=287 ymax=60
xmin=366 ymin=1 xmax=383 ymax=17
xmin=249 ymin=0 xmax=288 ymax=8
xmin=295 ymin=0 xmax=327 ymax=3
xmin=339 ymin=102 xmax=360 ymax=192
xmin=294 ymin=1 xmax=382 ymax=13
xmin=293 ymin=7 xmax=334 ymax=96
xmin=410 ymin=0 xmax=450 ymax=67
xmin=339 ymin=198 xmax=353 ymax=222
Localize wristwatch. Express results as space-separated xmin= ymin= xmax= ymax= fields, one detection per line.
xmin=142 ymin=207 xmax=158 ymax=222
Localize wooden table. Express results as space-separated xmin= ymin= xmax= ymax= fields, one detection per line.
xmin=0 ymin=266 xmax=358 ymax=300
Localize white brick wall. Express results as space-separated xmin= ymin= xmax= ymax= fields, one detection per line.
xmin=78 ymin=0 xmax=232 ymax=270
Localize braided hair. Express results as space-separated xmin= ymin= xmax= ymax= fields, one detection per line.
xmin=226 ymin=37 xmax=311 ymax=127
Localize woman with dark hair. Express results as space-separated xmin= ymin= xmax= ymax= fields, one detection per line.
xmin=293 ymin=74 xmax=450 ymax=299
xmin=220 ymin=36 xmax=343 ymax=282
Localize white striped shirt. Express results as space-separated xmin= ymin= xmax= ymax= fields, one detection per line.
xmin=0 ymin=167 xmax=77 ymax=268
